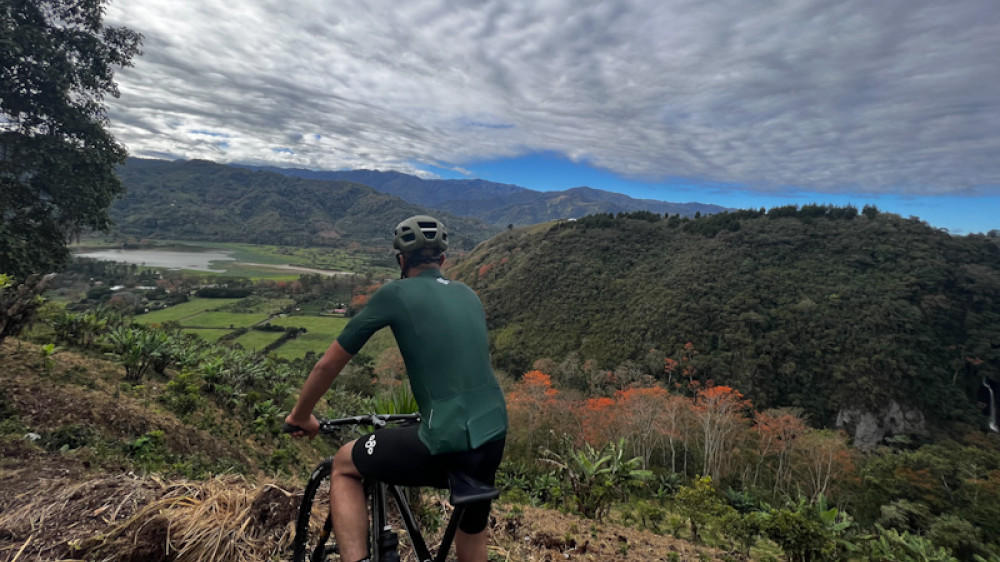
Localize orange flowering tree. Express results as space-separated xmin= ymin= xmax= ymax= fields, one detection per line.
xmin=692 ymin=384 xmax=752 ymax=481
xmin=659 ymin=392 xmax=694 ymax=474
xmin=751 ymin=408 xmax=809 ymax=496
xmin=614 ymin=386 xmax=672 ymax=470
xmin=506 ymin=370 xmax=566 ymax=459
xmin=575 ymin=396 xmax=617 ymax=447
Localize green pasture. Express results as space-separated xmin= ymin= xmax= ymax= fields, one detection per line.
xmin=237 ymin=297 xmax=296 ymax=314
xmin=269 ymin=315 xmax=349 ymax=359
xmin=134 ymin=298 xmax=243 ymax=324
xmin=182 ymin=328 xmax=230 ymax=342
xmin=182 ymin=311 xmax=270 ymax=329
xmin=280 ymin=315 xmax=350 ymax=333
xmin=232 ymin=330 xmax=285 ymax=353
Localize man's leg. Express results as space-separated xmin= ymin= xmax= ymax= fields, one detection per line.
xmin=455 ymin=529 xmax=488 ymax=562
xmin=330 ymin=439 xmax=369 ymax=562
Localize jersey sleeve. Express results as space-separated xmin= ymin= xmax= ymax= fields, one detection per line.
xmin=335 ymin=283 xmax=398 ymax=355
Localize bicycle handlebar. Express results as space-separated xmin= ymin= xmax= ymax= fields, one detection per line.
xmin=283 ymin=413 xmax=421 ymax=436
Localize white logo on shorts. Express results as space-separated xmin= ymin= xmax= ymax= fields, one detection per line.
xmin=365 ymin=435 xmax=377 ymax=455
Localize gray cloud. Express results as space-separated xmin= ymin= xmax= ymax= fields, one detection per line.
xmin=106 ymin=0 xmax=1000 ymax=194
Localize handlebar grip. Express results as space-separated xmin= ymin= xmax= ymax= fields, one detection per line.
xmin=282 ymin=422 xmax=304 ymax=434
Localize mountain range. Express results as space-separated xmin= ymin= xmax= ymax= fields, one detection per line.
xmin=113 ymin=158 xmax=727 ymax=249
xmin=236 ymin=164 xmax=730 ymax=226
xmin=111 ymin=158 xmax=499 ymax=250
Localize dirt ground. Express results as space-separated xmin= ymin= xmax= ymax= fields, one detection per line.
xmin=490 ymin=503 xmax=728 ymax=561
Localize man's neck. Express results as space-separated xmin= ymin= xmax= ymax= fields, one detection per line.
xmin=405 ymin=265 xmax=441 ymax=278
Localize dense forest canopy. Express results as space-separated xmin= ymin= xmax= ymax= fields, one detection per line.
xmin=450 ymin=206 xmax=1000 ymax=429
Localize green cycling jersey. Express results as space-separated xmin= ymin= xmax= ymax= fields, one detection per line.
xmin=337 ymin=269 xmax=508 ymax=454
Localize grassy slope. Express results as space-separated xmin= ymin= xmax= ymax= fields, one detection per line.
xmin=0 ymin=339 xmax=733 ymax=561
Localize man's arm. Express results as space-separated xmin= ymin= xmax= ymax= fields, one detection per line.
xmin=285 ymin=340 xmax=355 ymax=436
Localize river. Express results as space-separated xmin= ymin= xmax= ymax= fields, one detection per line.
xmin=72 ymin=247 xmax=350 ymax=277
xmin=74 ymin=248 xmax=236 ymax=272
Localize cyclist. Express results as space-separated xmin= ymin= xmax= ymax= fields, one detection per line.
xmin=286 ymin=215 xmax=508 ymax=562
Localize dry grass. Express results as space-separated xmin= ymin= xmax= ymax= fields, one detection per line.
xmin=0 ymin=474 xmax=299 ymax=562
xmin=0 ymin=474 xmax=165 ymax=562
xmin=81 ymin=475 xmax=299 ymax=562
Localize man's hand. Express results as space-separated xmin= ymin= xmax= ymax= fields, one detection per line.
xmin=284 ymin=413 xmax=319 ymax=438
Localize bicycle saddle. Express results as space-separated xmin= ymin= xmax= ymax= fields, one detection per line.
xmin=447 ymin=471 xmax=499 ymax=505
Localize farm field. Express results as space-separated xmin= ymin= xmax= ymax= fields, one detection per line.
xmin=133 ymin=298 xmax=244 ymax=324
xmin=181 ymin=328 xmax=231 ymax=342
xmin=231 ymin=330 xmax=284 ymax=353
xmin=269 ymin=315 xmax=350 ymax=359
xmin=182 ymin=311 xmax=271 ymax=329
xmin=133 ymin=297 xmax=350 ymax=357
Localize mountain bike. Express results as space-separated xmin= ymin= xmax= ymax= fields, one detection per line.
xmin=285 ymin=414 xmax=499 ymax=562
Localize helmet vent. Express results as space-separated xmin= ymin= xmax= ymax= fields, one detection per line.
xmin=393 ymin=215 xmax=448 ymax=252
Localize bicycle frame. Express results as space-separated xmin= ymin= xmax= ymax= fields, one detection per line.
xmin=288 ymin=413 xmax=485 ymax=562
xmin=370 ymin=480 xmax=434 ymax=562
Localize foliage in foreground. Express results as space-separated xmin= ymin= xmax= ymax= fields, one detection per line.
xmin=500 ymin=366 xmax=1000 ymax=560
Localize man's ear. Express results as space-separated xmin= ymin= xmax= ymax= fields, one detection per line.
xmin=437 ymin=254 xmax=446 ymax=265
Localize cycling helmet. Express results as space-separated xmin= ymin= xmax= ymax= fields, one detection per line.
xmin=393 ymin=215 xmax=449 ymax=252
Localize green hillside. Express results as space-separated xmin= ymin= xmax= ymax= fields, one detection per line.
xmin=112 ymin=158 xmax=501 ymax=250
xmin=449 ymin=206 xmax=1000 ymax=429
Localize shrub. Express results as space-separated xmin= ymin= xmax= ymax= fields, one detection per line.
xmin=761 ymin=507 xmax=833 ymax=561
xmin=163 ymin=369 xmax=204 ymax=416
xmin=542 ymin=437 xmax=652 ymax=520
xmin=866 ymin=524 xmax=957 ymax=562
xmin=926 ymin=514 xmax=991 ymax=561
xmin=674 ymin=476 xmax=734 ymax=543
xmin=43 ymin=424 xmax=96 ymax=451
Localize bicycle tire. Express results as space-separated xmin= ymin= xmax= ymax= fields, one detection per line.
xmin=293 ymin=458 xmax=335 ymax=562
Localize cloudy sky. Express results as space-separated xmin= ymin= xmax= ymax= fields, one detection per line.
xmin=105 ymin=0 xmax=1000 ymax=234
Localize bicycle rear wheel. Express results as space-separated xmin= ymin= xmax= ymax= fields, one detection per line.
xmin=293 ymin=458 xmax=336 ymax=562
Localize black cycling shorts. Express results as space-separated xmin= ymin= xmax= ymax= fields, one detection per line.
xmin=351 ymin=424 xmax=505 ymax=534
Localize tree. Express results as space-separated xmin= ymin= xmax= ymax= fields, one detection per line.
xmin=1 ymin=0 xmax=142 ymax=280
xmin=752 ymin=408 xmax=808 ymax=496
xmin=791 ymin=429 xmax=856 ymax=501
xmin=692 ymin=384 xmax=751 ymax=481
xmin=614 ymin=386 xmax=671 ymax=470
xmin=505 ymin=370 xmax=564 ymax=458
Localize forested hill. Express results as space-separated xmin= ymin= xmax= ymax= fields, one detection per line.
xmin=239 ymin=165 xmax=729 ymax=226
xmin=449 ymin=206 xmax=1000 ymax=430
xmin=112 ymin=158 xmax=500 ymax=250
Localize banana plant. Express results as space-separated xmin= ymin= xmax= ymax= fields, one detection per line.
xmin=868 ymin=525 xmax=958 ymax=562
xmin=542 ymin=437 xmax=651 ymax=519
